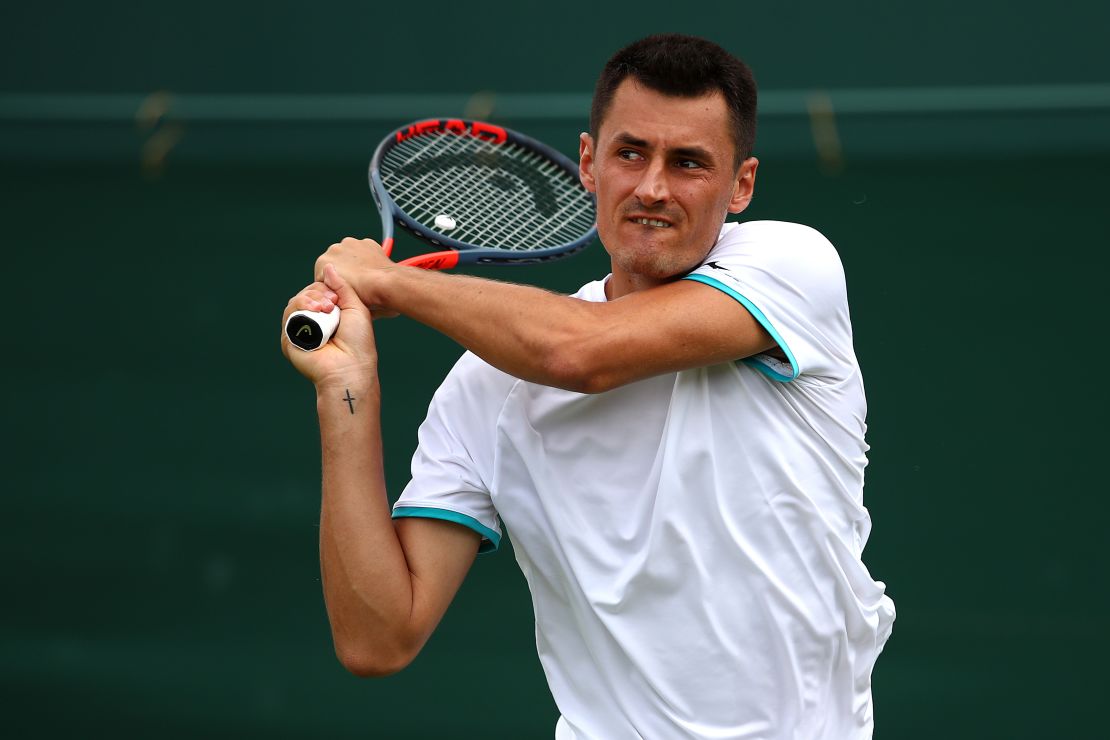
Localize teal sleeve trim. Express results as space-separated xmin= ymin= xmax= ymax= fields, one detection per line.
xmin=683 ymin=272 xmax=800 ymax=382
xmin=392 ymin=506 xmax=501 ymax=554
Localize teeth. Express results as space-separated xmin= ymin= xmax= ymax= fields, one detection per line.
xmin=633 ymin=218 xmax=671 ymax=228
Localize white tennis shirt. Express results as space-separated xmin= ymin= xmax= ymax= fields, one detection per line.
xmin=394 ymin=221 xmax=896 ymax=739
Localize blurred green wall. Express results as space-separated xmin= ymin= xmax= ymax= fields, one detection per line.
xmin=4 ymin=2 xmax=1108 ymax=738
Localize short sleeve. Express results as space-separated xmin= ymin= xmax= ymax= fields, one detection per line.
xmin=393 ymin=353 xmax=513 ymax=553
xmin=683 ymin=221 xmax=856 ymax=382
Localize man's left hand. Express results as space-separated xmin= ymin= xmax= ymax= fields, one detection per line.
xmin=313 ymin=237 xmax=398 ymax=317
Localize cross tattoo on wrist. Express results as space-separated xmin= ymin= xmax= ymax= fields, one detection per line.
xmin=343 ymin=389 xmax=356 ymax=414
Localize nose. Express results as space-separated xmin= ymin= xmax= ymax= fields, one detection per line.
xmin=633 ymin=159 xmax=669 ymax=206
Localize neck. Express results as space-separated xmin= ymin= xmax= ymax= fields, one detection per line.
xmin=604 ymin=269 xmax=672 ymax=301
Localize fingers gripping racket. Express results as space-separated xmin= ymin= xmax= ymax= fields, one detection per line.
xmin=285 ymin=118 xmax=598 ymax=351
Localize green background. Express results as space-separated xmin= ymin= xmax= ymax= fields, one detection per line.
xmin=4 ymin=2 xmax=1107 ymax=737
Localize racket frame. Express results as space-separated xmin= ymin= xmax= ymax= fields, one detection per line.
xmin=370 ymin=118 xmax=597 ymax=269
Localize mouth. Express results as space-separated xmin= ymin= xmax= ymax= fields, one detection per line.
xmin=628 ymin=216 xmax=673 ymax=228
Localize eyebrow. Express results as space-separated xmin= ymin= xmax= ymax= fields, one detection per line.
xmin=612 ymin=131 xmax=717 ymax=163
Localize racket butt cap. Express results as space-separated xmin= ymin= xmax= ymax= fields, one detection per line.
xmin=286 ymin=309 xmax=340 ymax=351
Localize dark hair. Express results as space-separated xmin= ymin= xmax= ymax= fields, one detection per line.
xmin=589 ymin=34 xmax=758 ymax=167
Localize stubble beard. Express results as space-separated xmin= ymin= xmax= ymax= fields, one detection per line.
xmin=611 ymin=238 xmax=701 ymax=285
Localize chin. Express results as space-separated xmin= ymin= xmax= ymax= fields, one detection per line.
xmin=602 ymin=226 xmax=705 ymax=281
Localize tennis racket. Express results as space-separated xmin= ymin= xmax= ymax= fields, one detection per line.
xmin=285 ymin=118 xmax=598 ymax=351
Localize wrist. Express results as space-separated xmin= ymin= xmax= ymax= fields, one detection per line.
xmin=315 ymin=372 xmax=379 ymax=401
xmin=347 ymin=262 xmax=402 ymax=313
xmin=316 ymin=380 xmax=380 ymax=421
xmin=368 ymin=264 xmax=406 ymax=312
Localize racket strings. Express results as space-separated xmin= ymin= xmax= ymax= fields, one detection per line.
xmin=385 ymin=136 xmax=590 ymax=249
xmin=380 ymin=132 xmax=595 ymax=251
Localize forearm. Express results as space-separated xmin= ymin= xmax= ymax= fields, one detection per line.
xmin=315 ymin=376 xmax=417 ymax=673
xmin=377 ymin=267 xmax=606 ymax=391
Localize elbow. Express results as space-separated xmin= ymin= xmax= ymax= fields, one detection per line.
xmin=339 ymin=655 xmax=410 ymax=679
xmin=542 ymin=342 xmax=619 ymax=395
xmin=333 ymin=637 xmax=418 ymax=678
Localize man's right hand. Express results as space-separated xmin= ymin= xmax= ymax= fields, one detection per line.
xmin=281 ymin=264 xmax=380 ymax=389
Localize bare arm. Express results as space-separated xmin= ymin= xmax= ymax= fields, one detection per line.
xmin=315 ymin=377 xmax=480 ymax=675
xmin=315 ymin=238 xmax=776 ymax=394
xmin=377 ymin=269 xmax=774 ymax=393
xmin=284 ymin=267 xmax=480 ymax=676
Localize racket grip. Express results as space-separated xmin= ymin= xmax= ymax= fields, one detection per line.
xmin=285 ymin=308 xmax=340 ymax=352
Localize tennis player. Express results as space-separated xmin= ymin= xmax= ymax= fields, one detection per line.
xmin=282 ymin=34 xmax=895 ymax=739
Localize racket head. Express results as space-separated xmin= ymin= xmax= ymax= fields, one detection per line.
xmin=369 ymin=119 xmax=597 ymax=266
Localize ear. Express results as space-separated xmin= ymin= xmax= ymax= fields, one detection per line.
xmin=727 ymin=157 xmax=759 ymax=214
xmin=579 ymin=132 xmax=597 ymax=194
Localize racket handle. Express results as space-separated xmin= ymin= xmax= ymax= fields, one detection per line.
xmin=285 ymin=308 xmax=340 ymax=352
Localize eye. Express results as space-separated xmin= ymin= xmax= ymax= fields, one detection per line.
xmin=676 ymin=159 xmax=703 ymax=169
xmin=618 ymin=149 xmax=644 ymax=161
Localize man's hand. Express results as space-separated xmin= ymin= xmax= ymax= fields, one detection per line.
xmin=313 ymin=237 xmax=397 ymax=315
xmin=281 ymin=264 xmax=379 ymax=388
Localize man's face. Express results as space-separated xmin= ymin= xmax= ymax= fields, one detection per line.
xmin=579 ymin=79 xmax=757 ymax=297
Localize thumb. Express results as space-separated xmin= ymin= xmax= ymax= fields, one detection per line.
xmin=321 ymin=264 xmax=363 ymax=310
xmin=316 ymin=264 xmax=376 ymax=359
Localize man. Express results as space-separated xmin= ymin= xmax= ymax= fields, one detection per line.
xmin=282 ymin=34 xmax=895 ymax=739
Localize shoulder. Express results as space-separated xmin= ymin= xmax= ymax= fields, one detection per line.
xmin=685 ymin=221 xmax=856 ymax=381
xmin=709 ymin=220 xmax=842 ymax=270
xmin=698 ymin=221 xmax=847 ymax=302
